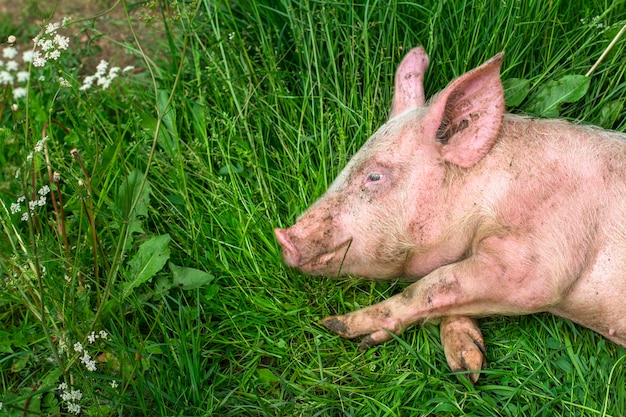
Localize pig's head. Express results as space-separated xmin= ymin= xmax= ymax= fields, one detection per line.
xmin=275 ymin=47 xmax=504 ymax=279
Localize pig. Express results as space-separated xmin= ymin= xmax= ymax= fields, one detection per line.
xmin=274 ymin=46 xmax=626 ymax=383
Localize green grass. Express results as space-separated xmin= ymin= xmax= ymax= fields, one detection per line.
xmin=1 ymin=0 xmax=626 ymax=415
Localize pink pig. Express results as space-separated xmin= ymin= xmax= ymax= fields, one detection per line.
xmin=274 ymin=47 xmax=626 ymax=382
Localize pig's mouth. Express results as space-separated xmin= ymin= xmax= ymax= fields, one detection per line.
xmin=298 ymin=239 xmax=353 ymax=275
xmin=274 ymin=228 xmax=353 ymax=275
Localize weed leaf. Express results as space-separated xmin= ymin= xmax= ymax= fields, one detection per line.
xmin=117 ymin=169 xmax=150 ymax=220
xmin=526 ymin=75 xmax=590 ymax=118
xmin=123 ymin=234 xmax=171 ymax=297
xmin=503 ymin=78 xmax=530 ymax=107
xmin=595 ymin=100 xmax=624 ymax=128
xmin=169 ymin=262 xmax=214 ymax=290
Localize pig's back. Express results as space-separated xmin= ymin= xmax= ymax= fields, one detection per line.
xmin=498 ymin=115 xmax=626 ymax=346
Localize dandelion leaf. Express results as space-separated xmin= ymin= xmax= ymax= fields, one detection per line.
xmin=526 ymin=75 xmax=590 ymax=118
xmin=595 ymin=100 xmax=623 ymax=129
xmin=169 ymin=262 xmax=214 ymax=290
xmin=123 ymin=234 xmax=171 ymax=297
xmin=117 ymin=169 xmax=150 ymax=221
xmin=503 ymin=78 xmax=530 ymax=107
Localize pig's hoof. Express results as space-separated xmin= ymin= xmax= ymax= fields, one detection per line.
xmin=440 ymin=316 xmax=486 ymax=384
xmin=322 ymin=315 xmax=352 ymax=338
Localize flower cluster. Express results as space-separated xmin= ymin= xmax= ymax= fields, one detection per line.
xmin=80 ymin=59 xmax=134 ymax=91
xmin=57 ymin=330 xmax=109 ymax=371
xmin=10 ymin=184 xmax=50 ymax=222
xmin=32 ymin=20 xmax=71 ymax=68
xmin=1 ymin=39 xmax=32 ymax=100
xmin=56 ymin=330 xmax=110 ymax=414
xmin=57 ymin=382 xmax=83 ymax=415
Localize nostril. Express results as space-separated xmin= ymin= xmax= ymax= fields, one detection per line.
xmin=274 ymin=228 xmax=301 ymax=267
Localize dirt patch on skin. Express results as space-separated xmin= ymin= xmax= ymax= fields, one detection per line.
xmin=0 ymin=0 xmax=165 ymax=72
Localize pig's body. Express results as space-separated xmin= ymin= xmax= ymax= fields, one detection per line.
xmin=393 ymin=112 xmax=626 ymax=345
xmin=275 ymin=47 xmax=626 ymax=380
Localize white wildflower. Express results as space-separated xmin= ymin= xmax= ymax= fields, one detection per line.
xmin=61 ymin=389 xmax=82 ymax=402
xmin=39 ymin=39 xmax=55 ymax=51
xmin=32 ymin=52 xmax=46 ymax=67
xmin=5 ymin=60 xmax=18 ymax=71
xmin=45 ymin=22 xmax=60 ymax=34
xmin=54 ymin=34 xmax=70 ymax=50
xmin=13 ymin=87 xmax=27 ymax=99
xmin=3 ymin=46 xmax=18 ymax=59
xmin=17 ymin=71 xmax=29 ymax=83
xmin=80 ymin=74 xmax=96 ymax=91
xmin=22 ymin=50 xmax=34 ymax=62
xmin=96 ymin=59 xmax=108 ymax=75
xmin=59 ymin=77 xmax=70 ymax=87
xmin=47 ymin=49 xmax=61 ymax=61
xmin=38 ymin=184 xmax=50 ymax=196
xmin=34 ymin=136 xmax=48 ymax=152
xmin=37 ymin=195 xmax=46 ymax=206
xmin=66 ymin=402 xmax=81 ymax=415
xmin=21 ymin=212 xmax=29 ymax=222
xmin=80 ymin=350 xmax=97 ymax=371
xmin=98 ymin=77 xmax=112 ymax=90
xmin=28 ymin=200 xmax=37 ymax=211
xmin=10 ymin=202 xmax=21 ymax=214
xmin=88 ymin=331 xmax=97 ymax=344
xmin=99 ymin=330 xmax=109 ymax=340
xmin=0 ymin=71 xmax=13 ymax=84
xmin=123 ymin=65 xmax=135 ymax=72
xmin=57 ymin=382 xmax=67 ymax=391
xmin=111 ymin=380 xmax=119 ymax=389
xmin=17 ymin=195 xmax=25 ymax=203
xmin=73 ymin=342 xmax=83 ymax=353
xmin=82 ymin=61 xmax=130 ymax=91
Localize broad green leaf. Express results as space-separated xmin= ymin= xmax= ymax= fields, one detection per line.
xmin=169 ymin=263 xmax=215 ymax=290
xmin=595 ymin=100 xmax=623 ymax=129
xmin=526 ymin=75 xmax=590 ymax=118
xmin=123 ymin=234 xmax=171 ymax=297
xmin=219 ymin=162 xmax=244 ymax=175
xmin=40 ymin=369 xmax=63 ymax=390
xmin=154 ymin=89 xmax=178 ymax=157
xmin=555 ymin=355 xmax=573 ymax=373
xmin=117 ymin=169 xmax=150 ymax=220
xmin=503 ymin=78 xmax=530 ymax=107
xmin=11 ymin=352 xmax=31 ymax=373
xmin=257 ymin=368 xmax=280 ymax=384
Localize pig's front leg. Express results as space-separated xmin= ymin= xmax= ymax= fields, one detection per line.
xmin=323 ymin=253 xmax=545 ymax=354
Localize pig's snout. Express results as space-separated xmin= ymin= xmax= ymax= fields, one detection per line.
xmin=274 ymin=228 xmax=301 ymax=267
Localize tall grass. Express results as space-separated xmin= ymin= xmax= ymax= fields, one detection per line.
xmin=1 ymin=0 xmax=625 ymax=415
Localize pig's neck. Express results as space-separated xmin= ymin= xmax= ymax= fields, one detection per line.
xmin=403 ymin=115 xmax=542 ymax=279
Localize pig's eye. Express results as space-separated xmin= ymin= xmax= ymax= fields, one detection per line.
xmin=367 ymin=173 xmax=383 ymax=182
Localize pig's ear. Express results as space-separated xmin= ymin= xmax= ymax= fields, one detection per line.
xmin=426 ymin=53 xmax=504 ymax=168
xmin=390 ymin=47 xmax=430 ymax=118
